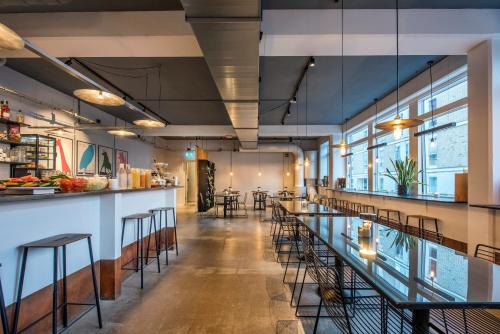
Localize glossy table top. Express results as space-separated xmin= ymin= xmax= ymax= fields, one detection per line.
xmin=299 ymin=216 xmax=500 ymax=309
xmin=279 ymin=200 xmax=343 ymax=216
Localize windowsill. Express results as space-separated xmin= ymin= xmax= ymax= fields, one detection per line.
xmin=326 ymin=188 xmax=467 ymax=204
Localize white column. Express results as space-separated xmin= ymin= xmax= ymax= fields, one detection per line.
xmin=467 ymin=39 xmax=500 ymax=253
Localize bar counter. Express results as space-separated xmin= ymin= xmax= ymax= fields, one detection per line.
xmin=0 ymin=186 xmax=178 ymax=318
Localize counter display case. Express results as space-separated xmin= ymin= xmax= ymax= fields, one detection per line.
xmin=12 ymin=134 xmax=56 ymax=178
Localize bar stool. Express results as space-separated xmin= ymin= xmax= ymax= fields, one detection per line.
xmin=121 ymin=213 xmax=160 ymax=289
xmin=12 ymin=234 xmax=102 ymax=334
xmin=359 ymin=213 xmax=378 ymax=223
xmin=376 ymin=208 xmax=402 ymax=229
xmin=355 ymin=203 xmax=376 ymax=214
xmin=327 ymin=197 xmax=336 ymax=209
xmin=0 ymin=264 xmax=9 ymax=334
xmin=406 ymin=215 xmax=441 ymax=242
xmin=150 ymin=207 xmax=179 ymax=265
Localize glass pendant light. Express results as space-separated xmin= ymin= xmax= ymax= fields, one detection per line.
xmin=0 ymin=22 xmax=24 ymax=50
xmin=332 ymin=1 xmax=350 ymax=155
xmin=133 ymin=119 xmax=166 ymax=128
xmin=375 ymin=0 xmax=422 ymax=137
xmin=74 ymin=89 xmax=125 ymax=107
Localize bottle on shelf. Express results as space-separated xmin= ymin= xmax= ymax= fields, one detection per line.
xmin=16 ymin=110 xmax=24 ymax=124
xmin=118 ymin=163 xmax=127 ymax=189
xmin=140 ymin=169 xmax=146 ymax=188
xmin=2 ymin=101 xmax=10 ymax=120
xmin=126 ymin=164 xmax=132 ymax=189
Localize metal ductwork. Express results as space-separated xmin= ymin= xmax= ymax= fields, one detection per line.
xmin=240 ymin=143 xmax=305 ymax=192
xmin=180 ymin=0 xmax=260 ymax=149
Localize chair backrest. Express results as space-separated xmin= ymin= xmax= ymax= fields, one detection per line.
xmin=243 ymin=192 xmax=248 ymax=202
xmin=311 ymin=248 xmax=352 ymax=333
xmin=475 ymin=244 xmax=500 ymax=264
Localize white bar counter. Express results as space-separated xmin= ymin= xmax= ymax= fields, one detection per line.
xmin=0 ymin=187 xmax=177 ymax=308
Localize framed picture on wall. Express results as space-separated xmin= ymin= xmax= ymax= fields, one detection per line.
xmin=76 ymin=140 xmax=96 ymax=175
xmin=115 ymin=149 xmax=128 ymax=173
xmin=53 ymin=136 xmax=73 ymax=175
xmin=98 ymin=145 xmax=114 ymax=176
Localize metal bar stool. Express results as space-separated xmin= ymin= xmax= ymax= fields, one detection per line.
xmin=12 ymin=234 xmax=102 ymax=334
xmin=376 ymin=208 xmax=402 ymax=230
xmin=121 ymin=213 xmax=160 ymax=289
xmin=150 ymin=207 xmax=179 ymax=265
xmin=0 ymin=264 xmax=9 ymax=334
xmin=405 ymin=215 xmax=442 ymax=243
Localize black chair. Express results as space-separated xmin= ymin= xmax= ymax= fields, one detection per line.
xmin=310 ymin=248 xmax=426 ymax=334
xmin=12 ymin=234 xmax=102 ymax=334
xmin=430 ymin=244 xmax=500 ymax=334
xmin=121 ymin=213 xmax=160 ymax=289
xmin=0 ymin=264 xmax=9 ymax=334
xmin=150 ymin=207 xmax=179 ymax=265
xmin=253 ymin=192 xmax=267 ymax=210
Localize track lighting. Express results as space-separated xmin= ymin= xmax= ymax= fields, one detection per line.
xmin=309 ymin=57 xmax=316 ymax=68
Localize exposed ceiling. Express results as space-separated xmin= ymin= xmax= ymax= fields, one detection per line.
xmin=5 ymin=57 xmax=231 ymax=125
xmin=264 ymin=0 xmax=500 ymax=10
xmin=260 ymin=55 xmax=443 ymax=125
xmin=0 ymin=0 xmax=183 ymax=13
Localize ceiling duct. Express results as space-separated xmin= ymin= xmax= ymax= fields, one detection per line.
xmin=180 ymin=0 xmax=260 ymax=149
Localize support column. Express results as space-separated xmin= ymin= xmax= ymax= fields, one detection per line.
xmin=467 ymin=39 xmax=500 ymax=253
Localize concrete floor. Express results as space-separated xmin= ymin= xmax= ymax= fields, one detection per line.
xmin=67 ymin=207 xmax=321 ymax=334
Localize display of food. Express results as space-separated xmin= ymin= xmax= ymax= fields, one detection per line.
xmin=84 ymin=176 xmax=108 ymax=191
xmin=59 ymin=177 xmax=88 ymax=193
xmin=0 ymin=174 xmax=66 ymax=188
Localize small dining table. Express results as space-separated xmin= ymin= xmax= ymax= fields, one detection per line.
xmin=215 ymin=192 xmax=239 ymax=218
xmin=279 ymin=200 xmax=344 ymax=217
xmin=298 ymin=215 xmax=500 ymax=332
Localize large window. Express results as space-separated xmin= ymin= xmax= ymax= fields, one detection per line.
xmin=419 ymin=106 xmax=468 ymax=196
xmin=419 ymin=79 xmax=467 ymax=115
xmin=319 ymin=141 xmax=329 ymax=180
xmin=347 ymin=142 xmax=368 ymax=190
xmin=373 ymin=131 xmax=410 ymax=193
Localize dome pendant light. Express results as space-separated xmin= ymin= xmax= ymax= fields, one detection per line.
xmin=0 ymin=22 xmax=24 ymax=50
xmin=375 ymin=0 xmax=422 ymax=137
xmin=332 ymin=1 xmax=350 ymax=156
xmin=133 ymin=119 xmax=166 ymax=128
xmin=74 ymin=89 xmax=125 ymax=107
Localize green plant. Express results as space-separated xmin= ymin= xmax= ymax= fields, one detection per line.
xmin=382 ymin=157 xmax=422 ymax=190
xmin=384 ymin=228 xmax=417 ymax=252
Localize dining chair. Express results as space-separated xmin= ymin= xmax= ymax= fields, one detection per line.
xmin=311 ymin=249 xmax=427 ymax=334
xmin=430 ymin=243 xmax=500 ymax=334
xmin=237 ymin=192 xmax=248 ymax=215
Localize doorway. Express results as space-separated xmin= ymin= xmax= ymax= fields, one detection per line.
xmin=185 ymin=160 xmax=197 ymax=204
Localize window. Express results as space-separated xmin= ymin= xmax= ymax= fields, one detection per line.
xmin=419 ymin=79 xmax=467 ymax=115
xmin=419 ymin=106 xmax=468 ymax=197
xmin=373 ymin=132 xmax=410 ymax=193
xmin=319 ymin=141 xmax=329 ymax=180
xmin=347 ymin=142 xmax=368 ymax=190
xmin=348 ymin=126 xmax=368 ymax=143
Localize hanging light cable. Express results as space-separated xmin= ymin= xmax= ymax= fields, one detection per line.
xmin=374 ymin=98 xmax=380 ymax=163
xmin=257 ymin=146 xmax=262 ymax=176
xmin=332 ymin=0 xmax=350 ymax=155
xmin=304 ymin=71 xmax=310 ymax=167
xmin=375 ymin=0 xmax=422 ymax=138
xmin=428 ymin=61 xmax=437 ymax=148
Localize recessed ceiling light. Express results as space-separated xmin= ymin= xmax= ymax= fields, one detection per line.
xmin=74 ymin=89 xmax=125 ymax=107
xmin=133 ymin=119 xmax=166 ymax=128
xmin=107 ymin=129 xmax=136 ymax=136
xmin=0 ymin=23 xmax=24 ymax=50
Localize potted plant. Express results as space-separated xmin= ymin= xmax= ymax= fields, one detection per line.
xmin=382 ymin=157 xmax=421 ymax=196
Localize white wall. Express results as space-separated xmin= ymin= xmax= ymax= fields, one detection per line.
xmin=209 ymin=151 xmax=295 ymax=202
xmin=0 ymin=66 xmax=168 ymax=178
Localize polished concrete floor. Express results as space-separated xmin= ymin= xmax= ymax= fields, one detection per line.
xmin=67 ymin=207 xmax=324 ymax=334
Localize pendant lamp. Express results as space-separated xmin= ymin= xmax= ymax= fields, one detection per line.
xmin=375 ymin=0 xmax=422 ymax=138
xmin=133 ymin=119 xmax=166 ymax=128
xmin=0 ymin=22 xmax=24 ymax=50
xmin=74 ymin=89 xmax=125 ymax=107
xmin=332 ymin=0 xmax=350 ymax=155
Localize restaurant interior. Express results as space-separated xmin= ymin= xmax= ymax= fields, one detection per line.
xmin=0 ymin=1 xmax=499 ymax=333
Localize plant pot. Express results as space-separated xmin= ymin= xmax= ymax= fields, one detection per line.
xmin=397 ymin=185 xmax=409 ymax=196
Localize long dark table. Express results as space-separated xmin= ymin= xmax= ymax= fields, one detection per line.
xmin=298 ymin=216 xmax=500 ymax=331
xmin=279 ymin=200 xmax=344 ymax=216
